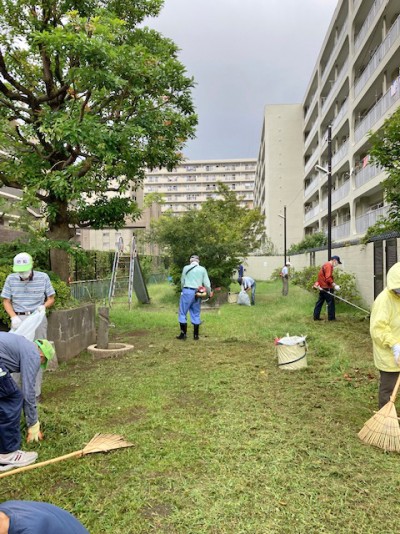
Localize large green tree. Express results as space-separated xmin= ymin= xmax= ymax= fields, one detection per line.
xmin=151 ymin=184 xmax=266 ymax=288
xmin=0 ymin=0 xmax=197 ymax=279
xmin=368 ymin=107 xmax=400 ymax=232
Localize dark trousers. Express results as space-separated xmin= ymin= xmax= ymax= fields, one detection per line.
xmin=313 ymin=288 xmax=335 ymax=320
xmin=0 ymin=370 xmax=23 ymax=453
xmin=379 ymin=370 xmax=400 ymax=409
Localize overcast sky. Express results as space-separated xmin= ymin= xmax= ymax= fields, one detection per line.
xmin=144 ymin=0 xmax=338 ymax=160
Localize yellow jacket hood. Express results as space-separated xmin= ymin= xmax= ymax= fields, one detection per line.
xmin=386 ymin=262 xmax=400 ymax=291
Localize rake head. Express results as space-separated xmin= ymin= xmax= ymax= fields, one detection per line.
xmin=358 ymin=401 xmax=400 ymax=452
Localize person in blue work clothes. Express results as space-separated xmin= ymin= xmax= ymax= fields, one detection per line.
xmin=176 ymin=255 xmax=211 ymax=341
xmin=239 ymin=275 xmax=256 ymax=305
xmin=0 ymin=501 xmax=88 ymax=533
xmin=0 ymin=333 xmax=54 ymax=472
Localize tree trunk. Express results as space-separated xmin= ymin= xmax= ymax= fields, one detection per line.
xmin=47 ymin=214 xmax=74 ymax=282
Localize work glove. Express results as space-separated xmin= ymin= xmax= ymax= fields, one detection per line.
xmin=392 ymin=344 xmax=400 ymax=366
xmin=11 ymin=316 xmax=22 ymax=330
xmin=27 ymin=421 xmax=43 ymax=443
xmin=334 ymin=284 xmax=341 ymax=291
xmin=36 ymin=305 xmax=46 ymax=313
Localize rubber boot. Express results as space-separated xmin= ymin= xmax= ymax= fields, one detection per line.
xmin=193 ymin=324 xmax=199 ymax=340
xmin=176 ymin=323 xmax=187 ymax=340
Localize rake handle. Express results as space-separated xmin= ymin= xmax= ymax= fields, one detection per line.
xmin=389 ymin=373 xmax=400 ymax=403
xmin=0 ymin=449 xmax=84 ymax=479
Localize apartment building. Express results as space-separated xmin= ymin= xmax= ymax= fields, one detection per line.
xmin=144 ymin=159 xmax=256 ymax=214
xmin=254 ymin=105 xmax=306 ymax=253
xmin=255 ymin=0 xmax=400 ymax=248
xmin=302 ymin=0 xmax=400 ymax=241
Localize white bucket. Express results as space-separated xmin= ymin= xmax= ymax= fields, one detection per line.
xmin=228 ymin=292 xmax=239 ymax=304
xmin=276 ymin=335 xmax=307 ymax=370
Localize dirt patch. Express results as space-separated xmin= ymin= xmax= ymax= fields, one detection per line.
xmin=110 ymin=405 xmax=148 ymax=425
xmin=141 ymin=501 xmax=174 ymax=520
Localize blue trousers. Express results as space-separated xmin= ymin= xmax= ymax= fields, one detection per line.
xmin=0 ymin=367 xmax=23 ymax=453
xmin=178 ymin=288 xmax=201 ymax=325
xmin=313 ymin=288 xmax=335 ymax=320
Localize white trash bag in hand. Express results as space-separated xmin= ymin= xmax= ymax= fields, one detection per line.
xmin=9 ymin=309 xmax=46 ymax=342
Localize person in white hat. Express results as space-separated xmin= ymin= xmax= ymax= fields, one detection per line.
xmin=1 ymin=253 xmax=56 ymax=400
xmin=280 ymin=261 xmax=291 ymax=296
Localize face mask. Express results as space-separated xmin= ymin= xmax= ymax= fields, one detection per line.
xmin=19 ymin=270 xmax=32 ymax=280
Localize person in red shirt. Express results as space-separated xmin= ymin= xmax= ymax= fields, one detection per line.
xmin=313 ymin=255 xmax=342 ymax=321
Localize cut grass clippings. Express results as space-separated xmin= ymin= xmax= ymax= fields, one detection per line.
xmin=1 ymin=281 xmax=395 ymax=534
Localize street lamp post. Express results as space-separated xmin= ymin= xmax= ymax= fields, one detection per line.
xmin=327 ymin=124 xmax=332 ymax=261
xmin=315 ymin=124 xmax=332 ymax=261
xmin=278 ymin=206 xmax=287 ymax=265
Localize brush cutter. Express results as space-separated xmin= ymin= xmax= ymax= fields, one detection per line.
xmin=313 ymin=283 xmax=370 ymax=315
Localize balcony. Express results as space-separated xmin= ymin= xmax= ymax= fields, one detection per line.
xmin=332 ymin=100 xmax=348 ymax=132
xmin=332 ymin=139 xmax=349 ymax=168
xmin=354 ymin=14 xmax=400 ymax=98
xmin=355 ymin=205 xmax=389 ymax=233
xmin=332 ymin=180 xmax=350 ymax=205
xmin=332 ymin=221 xmax=350 ymax=240
xmin=322 ymin=58 xmax=349 ymax=114
xmin=321 ymin=24 xmax=348 ymax=84
xmin=354 ymin=81 xmax=400 ymax=143
xmin=304 ymin=149 xmax=319 ymax=175
xmin=304 ymin=91 xmax=318 ymax=124
xmin=354 ymin=0 xmax=385 ymax=51
xmin=304 ymin=120 xmax=318 ymax=149
xmin=304 ymin=205 xmax=320 ymax=222
xmin=304 ymin=177 xmax=319 ymax=198
xmin=355 ymin=163 xmax=382 ymax=188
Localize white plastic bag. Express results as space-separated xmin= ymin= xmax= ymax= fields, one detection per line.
xmin=9 ymin=310 xmax=46 ymax=341
xmin=237 ymin=290 xmax=251 ymax=306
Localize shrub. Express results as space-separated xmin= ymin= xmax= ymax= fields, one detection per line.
xmin=288 ymin=232 xmax=327 ymax=254
xmin=291 ymin=265 xmax=364 ymax=305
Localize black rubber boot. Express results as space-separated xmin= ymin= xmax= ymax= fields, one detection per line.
xmin=193 ymin=324 xmax=199 ymax=340
xmin=176 ymin=323 xmax=187 ymax=340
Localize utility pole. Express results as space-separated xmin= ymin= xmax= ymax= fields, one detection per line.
xmin=327 ymin=124 xmax=332 ymax=261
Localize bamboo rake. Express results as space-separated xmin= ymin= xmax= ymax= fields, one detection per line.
xmin=0 ymin=433 xmax=134 ymax=479
xmin=358 ymin=373 xmax=400 ymax=452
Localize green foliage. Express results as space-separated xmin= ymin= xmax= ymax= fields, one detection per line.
xmin=143 ymin=192 xmax=165 ymax=208
xmin=0 ymin=232 xmax=87 ymax=271
xmin=288 ymin=232 xmax=327 ymax=254
xmin=0 ymin=266 xmax=75 ymax=327
xmin=361 ymin=217 xmax=399 ymax=243
xmin=151 ymin=183 xmax=265 ymax=288
xmin=368 ymin=107 xmax=400 ymax=231
xmin=0 ymin=1 xmax=197 ymax=252
xmin=291 ymin=265 xmax=364 ymax=305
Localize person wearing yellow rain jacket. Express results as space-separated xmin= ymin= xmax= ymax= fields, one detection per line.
xmin=370 ymin=262 xmax=400 ymax=408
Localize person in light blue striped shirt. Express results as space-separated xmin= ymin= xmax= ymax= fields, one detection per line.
xmin=1 ymin=253 xmax=55 ymax=399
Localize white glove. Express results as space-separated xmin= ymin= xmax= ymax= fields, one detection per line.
xmin=392 ymin=344 xmax=400 ymax=365
xmin=11 ymin=316 xmax=22 ymax=330
xmin=36 ymin=305 xmax=46 ymax=313
xmin=334 ymin=284 xmax=340 ymax=291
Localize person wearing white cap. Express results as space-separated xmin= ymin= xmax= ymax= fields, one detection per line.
xmin=176 ymin=254 xmax=211 ymax=341
xmin=280 ymin=262 xmax=291 ymax=296
xmin=1 ymin=253 xmax=56 ymax=400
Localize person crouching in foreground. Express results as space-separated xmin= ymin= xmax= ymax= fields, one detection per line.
xmin=0 ymin=333 xmax=54 ymax=471
xmin=177 ymin=255 xmax=211 ymax=341
xmin=370 ymin=262 xmax=400 ymax=409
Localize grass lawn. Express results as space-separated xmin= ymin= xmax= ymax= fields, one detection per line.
xmin=1 ymin=280 xmax=397 ymax=533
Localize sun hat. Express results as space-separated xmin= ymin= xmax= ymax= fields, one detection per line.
xmin=13 ymin=252 xmax=33 ymax=273
xmin=34 ymin=339 xmax=55 ymax=369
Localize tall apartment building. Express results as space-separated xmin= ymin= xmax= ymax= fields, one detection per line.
xmin=303 ymin=0 xmax=399 ymax=241
xmin=256 ymin=0 xmax=400 ymax=247
xmin=144 ymin=159 xmax=256 ymax=214
xmin=254 ymin=105 xmax=306 ymax=253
